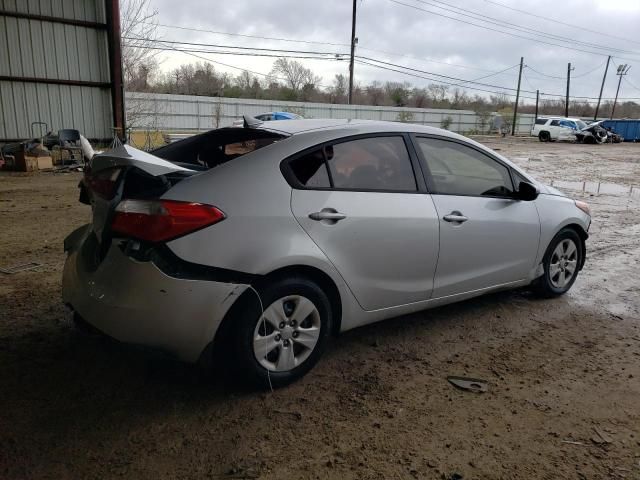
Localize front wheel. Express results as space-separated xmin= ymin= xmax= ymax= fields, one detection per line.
xmin=533 ymin=228 xmax=583 ymax=297
xmin=227 ymin=277 xmax=333 ymax=389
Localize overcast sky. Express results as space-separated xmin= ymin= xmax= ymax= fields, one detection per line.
xmin=145 ymin=0 xmax=640 ymax=104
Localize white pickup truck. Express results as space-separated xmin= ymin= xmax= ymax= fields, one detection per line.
xmin=531 ymin=117 xmax=589 ymax=142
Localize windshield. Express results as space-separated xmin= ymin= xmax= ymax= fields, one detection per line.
xmin=576 ymin=120 xmax=588 ymax=129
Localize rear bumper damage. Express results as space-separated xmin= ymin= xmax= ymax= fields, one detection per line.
xmin=62 ymin=225 xmax=247 ymax=362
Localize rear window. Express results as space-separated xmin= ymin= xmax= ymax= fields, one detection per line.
xmin=535 ymin=118 xmax=547 ymax=125
xmin=152 ymin=128 xmax=284 ymax=169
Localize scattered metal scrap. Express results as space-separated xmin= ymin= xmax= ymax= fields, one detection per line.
xmin=447 ymin=376 xmax=489 ymax=393
xmin=0 ymin=262 xmax=43 ymax=275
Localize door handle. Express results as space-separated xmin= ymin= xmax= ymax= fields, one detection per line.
xmin=443 ymin=212 xmax=468 ymax=223
xmin=309 ymin=209 xmax=347 ymax=222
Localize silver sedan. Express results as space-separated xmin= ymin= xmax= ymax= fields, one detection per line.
xmin=63 ymin=119 xmax=591 ymax=387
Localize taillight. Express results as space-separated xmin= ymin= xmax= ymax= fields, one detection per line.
xmin=84 ymin=167 xmax=121 ymax=200
xmin=111 ymin=199 xmax=225 ymax=242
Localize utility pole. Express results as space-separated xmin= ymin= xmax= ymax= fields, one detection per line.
xmin=594 ymin=56 xmax=611 ymax=121
xmin=565 ymin=63 xmax=574 ymax=117
xmin=611 ymin=64 xmax=631 ymax=119
xmin=534 ymin=89 xmax=539 ymax=120
xmin=512 ymin=57 xmax=524 ymax=136
xmin=348 ymin=0 xmax=357 ymax=105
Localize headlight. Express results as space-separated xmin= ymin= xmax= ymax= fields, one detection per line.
xmin=575 ymin=200 xmax=591 ymax=216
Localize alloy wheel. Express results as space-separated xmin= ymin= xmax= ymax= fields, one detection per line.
xmin=549 ymin=238 xmax=578 ymax=288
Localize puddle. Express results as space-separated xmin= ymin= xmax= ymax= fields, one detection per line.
xmin=550 ymin=180 xmax=640 ymax=198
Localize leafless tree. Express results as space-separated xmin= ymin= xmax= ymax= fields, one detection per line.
xmin=120 ymin=0 xmax=160 ymax=88
xmin=235 ymin=71 xmax=254 ymax=91
xmin=271 ymin=58 xmax=321 ymax=93
xmin=366 ymin=81 xmax=385 ymax=106
xmin=331 ymin=74 xmax=348 ymax=103
xmin=427 ymin=84 xmax=449 ymax=103
xmin=411 ymin=88 xmax=429 ymax=108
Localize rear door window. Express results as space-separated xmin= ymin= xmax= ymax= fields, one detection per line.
xmin=550 ymin=120 xmax=560 ymax=126
xmin=288 ymin=149 xmax=331 ymax=188
xmin=325 ymin=137 xmax=417 ymax=191
xmin=287 ymin=136 xmax=418 ymax=192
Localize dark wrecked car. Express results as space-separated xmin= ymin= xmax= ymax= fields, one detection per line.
xmin=576 ymin=121 xmax=622 ymax=144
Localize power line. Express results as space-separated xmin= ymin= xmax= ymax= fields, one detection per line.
xmin=128 ymin=36 xmax=640 ymax=101
xmin=133 ymin=38 xmax=337 ymax=89
xmin=623 ymin=77 xmax=640 ymax=92
xmin=483 ymin=0 xmax=640 ymax=47
xmin=572 ymin=60 xmax=609 ymax=79
xmin=525 ymin=60 xmax=608 ymax=81
xmin=124 ymin=44 xmax=347 ymax=61
xmin=525 ymin=65 xmax=565 ymax=80
xmin=140 ymin=19 xmax=573 ymax=84
xmin=128 ymin=35 xmax=528 ymax=91
xmin=359 ymin=55 xmax=640 ymax=100
xmin=433 ymin=63 xmax=521 ymax=89
xmin=149 ymin=18 xmax=533 ymax=76
xmin=355 ymin=58 xmax=539 ymax=99
xmin=358 ymin=56 xmax=535 ymax=93
xmin=146 ymin=21 xmax=352 ymax=48
xmin=415 ymin=0 xmax=639 ymax=57
xmin=387 ymin=0 xmax=640 ymax=61
xmin=521 ymin=70 xmax=537 ymax=92
xmin=123 ymin=36 xmax=347 ymax=56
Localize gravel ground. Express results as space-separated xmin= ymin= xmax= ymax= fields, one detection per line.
xmin=1 ymin=138 xmax=639 ymax=480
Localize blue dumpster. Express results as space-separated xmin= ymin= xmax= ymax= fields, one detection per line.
xmin=601 ymin=119 xmax=640 ymax=142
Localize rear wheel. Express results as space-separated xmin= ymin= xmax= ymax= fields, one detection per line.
xmin=538 ymin=131 xmax=551 ymax=142
xmin=226 ymin=277 xmax=333 ymax=389
xmin=533 ymin=228 xmax=582 ymax=297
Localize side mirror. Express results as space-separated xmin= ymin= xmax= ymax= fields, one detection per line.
xmin=516 ymin=181 xmax=539 ymax=201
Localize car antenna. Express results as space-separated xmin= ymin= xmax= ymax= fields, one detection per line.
xmin=243 ymin=115 xmax=263 ymax=129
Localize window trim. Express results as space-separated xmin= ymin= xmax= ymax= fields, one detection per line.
xmin=280 ymin=132 xmax=427 ymax=194
xmin=409 ymin=133 xmax=518 ymax=199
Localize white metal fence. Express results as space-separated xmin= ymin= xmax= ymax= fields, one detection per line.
xmin=125 ymin=92 xmax=536 ymax=135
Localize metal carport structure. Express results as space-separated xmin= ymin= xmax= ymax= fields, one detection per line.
xmin=0 ymin=0 xmax=124 ymax=143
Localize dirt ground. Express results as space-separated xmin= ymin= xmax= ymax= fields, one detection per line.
xmin=1 ymin=137 xmax=639 ymax=480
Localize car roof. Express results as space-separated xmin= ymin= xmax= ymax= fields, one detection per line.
xmin=256 ymin=118 xmax=461 ymax=137
xmin=539 ymin=117 xmax=583 ymax=121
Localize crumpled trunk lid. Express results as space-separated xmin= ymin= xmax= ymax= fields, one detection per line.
xmin=91 ymin=144 xmax=194 ymax=176
xmin=82 ymin=145 xmax=196 ymax=246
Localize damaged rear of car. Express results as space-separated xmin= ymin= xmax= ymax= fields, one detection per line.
xmin=63 ymin=127 xmax=286 ymax=362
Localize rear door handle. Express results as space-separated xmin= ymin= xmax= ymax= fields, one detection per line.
xmin=443 ymin=212 xmax=468 ymax=223
xmin=309 ymin=209 xmax=347 ymax=222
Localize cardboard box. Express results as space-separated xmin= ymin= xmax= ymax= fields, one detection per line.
xmin=14 ymin=151 xmax=53 ymax=171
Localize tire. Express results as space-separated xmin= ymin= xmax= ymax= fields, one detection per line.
xmin=225 ymin=277 xmax=333 ymax=389
xmin=532 ymin=228 xmax=583 ymax=298
xmin=538 ymin=131 xmax=550 ymax=142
